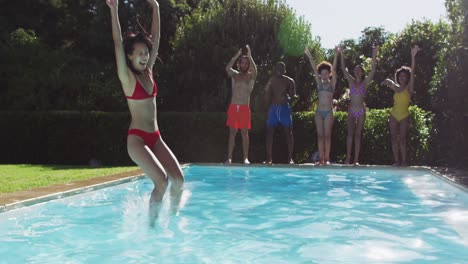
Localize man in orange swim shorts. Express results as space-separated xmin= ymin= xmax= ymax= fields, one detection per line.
xmin=225 ymin=45 xmax=257 ymax=164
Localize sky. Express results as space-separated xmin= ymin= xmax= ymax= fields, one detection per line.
xmin=285 ymin=0 xmax=447 ymax=48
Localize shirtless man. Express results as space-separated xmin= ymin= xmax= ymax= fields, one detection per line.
xmin=225 ymin=45 xmax=257 ymax=164
xmin=264 ymin=62 xmax=296 ymax=164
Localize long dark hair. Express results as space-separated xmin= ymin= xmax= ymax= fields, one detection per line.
xmin=123 ymin=32 xmax=153 ymax=75
xmin=354 ymin=65 xmax=366 ymax=81
xmin=122 ymin=15 xmax=153 ymax=75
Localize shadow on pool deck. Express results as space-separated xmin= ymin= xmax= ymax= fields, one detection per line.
xmin=430 ymin=167 xmax=468 ymax=189
xmin=1 ymin=163 xmax=467 ymax=212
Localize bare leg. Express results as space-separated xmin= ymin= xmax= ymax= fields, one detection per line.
xmin=226 ymin=128 xmax=237 ymax=163
xmin=283 ymin=126 xmax=294 ymax=164
xmin=128 ymin=136 xmax=168 ymax=227
xmin=315 ymin=114 xmax=325 ymax=164
xmin=323 ymin=113 xmax=334 ymax=164
xmin=240 ymin=129 xmax=250 ymax=164
xmin=399 ymin=117 xmax=410 ymax=166
xmin=346 ymin=112 xmax=356 ymax=164
xmin=354 ymin=112 xmax=366 ymax=165
xmin=389 ymin=115 xmax=400 ymax=166
xmin=265 ymin=126 xmax=275 ymax=164
xmin=153 ymin=138 xmax=185 ymax=215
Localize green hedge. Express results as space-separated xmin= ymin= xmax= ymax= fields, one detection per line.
xmin=0 ymin=107 xmax=431 ymax=165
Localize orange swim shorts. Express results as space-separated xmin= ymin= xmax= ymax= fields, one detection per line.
xmin=226 ymin=104 xmax=251 ymax=130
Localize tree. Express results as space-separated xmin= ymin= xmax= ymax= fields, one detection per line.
xmin=335 ymin=27 xmax=389 ymax=108
xmin=163 ymin=0 xmax=324 ymax=112
xmin=429 ymin=0 xmax=468 ymax=167
xmin=365 ymin=20 xmax=451 ymax=110
xmin=0 ymin=28 xmax=126 ymax=111
xmin=0 ymin=0 xmax=190 ymax=111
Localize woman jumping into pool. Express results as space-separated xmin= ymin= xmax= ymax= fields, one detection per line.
xmin=106 ymin=0 xmax=184 ymax=226
xmin=305 ymin=47 xmax=339 ymax=165
xmin=382 ymin=46 xmax=421 ymax=166
xmin=339 ymin=45 xmax=379 ymax=165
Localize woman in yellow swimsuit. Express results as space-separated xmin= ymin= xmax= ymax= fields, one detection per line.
xmin=382 ymin=46 xmax=421 ymax=166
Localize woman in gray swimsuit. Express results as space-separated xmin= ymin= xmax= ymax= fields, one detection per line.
xmin=305 ymin=47 xmax=339 ymax=165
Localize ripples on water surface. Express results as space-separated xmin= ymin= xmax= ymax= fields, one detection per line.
xmin=1 ymin=165 xmax=467 ymax=263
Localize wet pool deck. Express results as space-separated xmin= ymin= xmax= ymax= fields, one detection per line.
xmin=1 ymin=164 xmax=467 ymax=212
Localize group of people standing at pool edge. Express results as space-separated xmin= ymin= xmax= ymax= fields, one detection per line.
xmin=107 ymin=0 xmax=421 ymax=224
xmin=225 ymin=44 xmax=421 ymax=167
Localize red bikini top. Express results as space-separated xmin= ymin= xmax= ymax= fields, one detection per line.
xmin=126 ymin=76 xmax=157 ymax=100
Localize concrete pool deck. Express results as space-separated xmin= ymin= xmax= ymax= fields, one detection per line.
xmin=1 ymin=163 xmax=467 ymax=212
xmin=0 ymin=169 xmax=145 ymax=212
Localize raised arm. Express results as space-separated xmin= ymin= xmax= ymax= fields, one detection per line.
xmin=364 ymin=45 xmax=379 ymax=85
xmin=264 ymin=79 xmax=272 ymax=106
xmin=226 ymin=49 xmax=242 ymax=78
xmin=246 ymin=45 xmax=257 ymax=80
xmin=288 ymin=78 xmax=297 ymax=101
xmin=339 ymin=47 xmax=354 ymax=84
xmin=409 ymin=45 xmax=421 ymax=94
xmin=304 ymin=47 xmax=321 ymax=85
xmin=331 ymin=47 xmax=339 ymax=88
xmin=147 ymin=0 xmax=160 ymax=70
xmin=382 ymin=79 xmax=399 ymax=92
xmin=107 ymin=0 xmax=130 ymax=85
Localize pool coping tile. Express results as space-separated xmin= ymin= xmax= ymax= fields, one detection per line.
xmin=0 ymin=170 xmax=145 ymax=212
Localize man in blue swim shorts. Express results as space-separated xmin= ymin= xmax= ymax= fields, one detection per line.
xmin=264 ymin=62 xmax=297 ymax=164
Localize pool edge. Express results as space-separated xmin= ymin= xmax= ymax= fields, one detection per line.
xmin=0 ymin=173 xmax=145 ymax=213
xmin=426 ymin=168 xmax=468 ymax=193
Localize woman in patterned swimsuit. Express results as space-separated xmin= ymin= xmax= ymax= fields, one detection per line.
xmin=339 ymin=46 xmax=378 ymax=165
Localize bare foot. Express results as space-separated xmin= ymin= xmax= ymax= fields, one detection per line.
xmin=392 ymin=162 xmax=400 ymax=167
xmin=170 ymin=187 xmax=184 ymax=216
xmin=149 ymin=201 xmax=161 ymax=228
xmin=244 ymin=159 xmax=250 ymax=165
xmin=400 ymin=162 xmax=408 ymax=167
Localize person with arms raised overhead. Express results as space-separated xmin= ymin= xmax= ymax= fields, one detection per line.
xmin=382 ymin=46 xmax=421 ymax=166
xmin=264 ymin=62 xmax=297 ymax=165
xmin=106 ymin=0 xmax=184 ymax=227
xmin=305 ymin=46 xmax=339 ymax=165
xmin=225 ymin=45 xmax=257 ymax=164
xmin=339 ymin=45 xmax=379 ymax=165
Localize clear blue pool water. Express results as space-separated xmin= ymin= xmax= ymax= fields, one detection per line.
xmin=1 ymin=165 xmax=467 ymax=263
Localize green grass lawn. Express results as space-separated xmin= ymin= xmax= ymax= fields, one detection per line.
xmin=0 ymin=165 xmax=139 ymax=194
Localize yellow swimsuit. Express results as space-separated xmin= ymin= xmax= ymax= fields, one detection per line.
xmin=390 ymin=89 xmax=411 ymax=121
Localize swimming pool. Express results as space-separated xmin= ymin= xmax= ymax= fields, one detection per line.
xmin=0 ymin=165 xmax=467 ymax=263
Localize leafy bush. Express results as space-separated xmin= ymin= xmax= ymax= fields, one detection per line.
xmin=428 ymin=0 xmax=468 ymax=167
xmin=0 ymin=108 xmax=432 ymax=165
xmin=168 ymin=0 xmax=323 ymax=112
